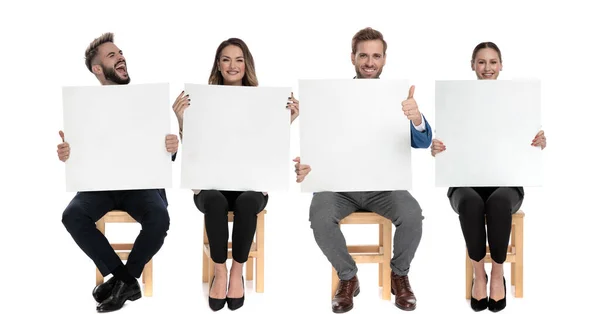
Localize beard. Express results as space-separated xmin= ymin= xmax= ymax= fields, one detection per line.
xmin=355 ymin=66 xmax=383 ymax=79
xmin=102 ymin=64 xmax=131 ymax=85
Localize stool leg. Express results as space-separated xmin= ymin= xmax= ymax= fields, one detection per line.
xmin=96 ymin=268 xmax=103 ymax=286
xmin=208 ymin=257 xmax=214 ymax=285
xmin=466 ymin=249 xmax=473 ymax=299
xmin=256 ymin=212 xmax=265 ymax=293
xmin=514 ymin=216 xmax=524 ymax=298
xmin=143 ymin=260 xmax=153 ymax=297
xmin=203 ymin=225 xmax=209 ymax=283
xmin=510 ymin=223 xmax=515 ymax=290
xmin=379 ymin=223 xmax=383 ymax=287
xmin=331 ymin=267 xmax=339 ymax=300
xmin=382 ymin=221 xmax=392 ymax=301
xmin=246 ymin=256 xmax=254 ymax=281
xmin=95 ymin=218 xmax=106 ymax=286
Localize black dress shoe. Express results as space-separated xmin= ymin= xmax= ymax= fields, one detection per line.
xmin=226 ymin=276 xmax=245 ymax=311
xmin=470 ymin=274 xmax=488 ymax=312
xmin=93 ymin=276 xmax=118 ymax=303
xmin=96 ymin=279 xmax=141 ymax=313
xmin=488 ymin=276 xmax=506 ymax=312
xmin=208 ymin=276 xmax=226 ymax=311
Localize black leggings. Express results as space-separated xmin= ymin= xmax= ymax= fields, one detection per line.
xmin=194 ymin=190 xmax=268 ymax=263
xmin=450 ymin=187 xmax=523 ymax=264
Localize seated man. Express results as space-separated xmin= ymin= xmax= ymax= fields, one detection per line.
xmin=293 ymin=27 xmax=432 ymax=313
xmin=56 ymin=32 xmax=178 ymax=313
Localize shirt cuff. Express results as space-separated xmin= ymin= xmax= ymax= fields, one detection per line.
xmin=412 ymin=114 xmax=425 ymax=131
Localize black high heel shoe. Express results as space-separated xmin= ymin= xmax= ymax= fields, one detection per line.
xmin=488 ymin=276 xmax=506 ymax=312
xmin=470 ymin=273 xmax=488 ymax=312
xmin=226 ymin=276 xmax=245 ymax=311
xmin=208 ymin=276 xmax=227 ymax=311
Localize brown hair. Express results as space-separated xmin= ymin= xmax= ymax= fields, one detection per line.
xmin=208 ymin=38 xmax=258 ymax=86
xmin=471 ymin=42 xmax=502 ymax=64
xmin=85 ymin=32 xmax=114 ymax=73
xmin=352 ymin=27 xmax=387 ymax=55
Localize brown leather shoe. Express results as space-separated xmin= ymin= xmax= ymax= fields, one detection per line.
xmin=391 ymin=272 xmax=416 ymax=311
xmin=332 ymin=275 xmax=360 ymax=313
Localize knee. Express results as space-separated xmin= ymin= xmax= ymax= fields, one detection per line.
xmin=235 ymin=192 xmax=265 ymax=215
xmin=485 ymin=197 xmax=513 ymax=217
xmin=61 ymin=204 xmax=84 ymax=231
xmin=389 ymin=191 xmax=423 ymax=227
xmin=143 ymin=206 xmax=170 ymax=234
xmin=396 ymin=204 xmax=423 ymax=229
xmin=196 ymin=190 xmax=228 ymax=214
xmin=457 ymin=195 xmax=485 ymax=216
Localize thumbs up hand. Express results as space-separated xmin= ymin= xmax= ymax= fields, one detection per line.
xmin=57 ymin=130 xmax=70 ymax=162
xmin=401 ymin=85 xmax=422 ymax=125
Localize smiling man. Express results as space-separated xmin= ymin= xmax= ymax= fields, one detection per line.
xmin=294 ymin=27 xmax=432 ymax=313
xmin=57 ymin=32 xmax=178 ymax=313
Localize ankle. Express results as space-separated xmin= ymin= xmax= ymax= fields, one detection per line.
xmin=214 ymin=263 xmax=227 ymax=275
xmin=111 ymin=264 xmax=136 ymax=284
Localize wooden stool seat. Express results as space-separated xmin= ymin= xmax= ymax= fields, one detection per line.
xmin=202 ymin=210 xmax=266 ymax=293
xmin=95 ymin=210 xmax=153 ymax=297
xmin=465 ymin=210 xmax=524 ymax=299
xmin=331 ymin=211 xmax=392 ymax=300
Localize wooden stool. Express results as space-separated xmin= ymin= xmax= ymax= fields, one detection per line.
xmin=465 ymin=210 xmax=524 ymax=299
xmin=95 ymin=210 xmax=153 ymax=297
xmin=331 ymin=211 xmax=392 ymax=300
xmin=202 ymin=210 xmax=266 ymax=293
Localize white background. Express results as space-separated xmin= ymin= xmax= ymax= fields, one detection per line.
xmin=0 ymin=0 xmax=598 ymax=313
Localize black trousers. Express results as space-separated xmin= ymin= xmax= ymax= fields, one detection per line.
xmin=449 ymin=187 xmax=523 ymax=264
xmin=194 ymin=190 xmax=267 ymax=264
xmin=61 ymin=190 xmax=170 ymax=278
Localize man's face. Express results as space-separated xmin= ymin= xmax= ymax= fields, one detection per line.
xmin=351 ymin=40 xmax=386 ymax=79
xmin=94 ymin=42 xmax=130 ymax=84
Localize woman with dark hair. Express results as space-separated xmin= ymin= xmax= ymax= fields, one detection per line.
xmin=431 ymin=42 xmax=546 ymax=312
xmin=172 ymin=38 xmax=299 ymax=311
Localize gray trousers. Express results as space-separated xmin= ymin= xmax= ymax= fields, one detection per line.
xmin=309 ymin=191 xmax=423 ymax=280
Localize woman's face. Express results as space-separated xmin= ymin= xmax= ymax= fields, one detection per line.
xmin=218 ymin=45 xmax=246 ymax=85
xmin=472 ymin=48 xmax=502 ymax=80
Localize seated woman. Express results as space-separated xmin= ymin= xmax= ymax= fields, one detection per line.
xmin=430 ymin=42 xmax=546 ymax=312
xmin=172 ymin=38 xmax=299 ymax=311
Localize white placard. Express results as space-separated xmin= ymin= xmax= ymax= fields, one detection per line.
xmin=299 ymin=79 xmax=413 ymax=192
xmin=180 ymin=84 xmax=291 ymax=191
xmin=435 ymin=80 xmax=542 ymax=187
xmin=62 ymin=83 xmax=172 ymax=192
